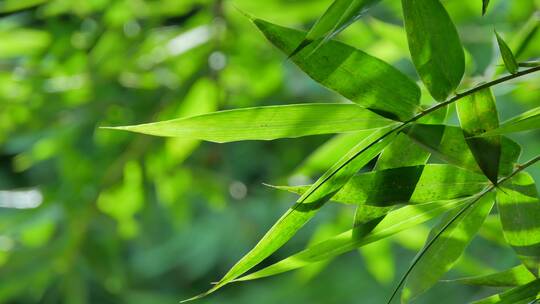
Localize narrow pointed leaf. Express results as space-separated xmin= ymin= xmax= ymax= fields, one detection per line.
xmin=456 ymin=88 xmax=501 ymax=184
xmin=472 ymin=278 xmax=540 ymax=304
xmin=401 ymin=193 xmax=495 ymax=302
xmin=444 ymin=264 xmax=535 ymax=287
xmin=254 ymin=18 xmax=421 ymax=121
xmin=478 ymin=106 xmax=540 ymax=137
xmin=497 ymin=172 xmax=540 ymax=275
xmin=293 ymin=131 xmax=374 ymax=177
xmin=184 ymin=127 xmax=395 ymax=301
xmin=289 ymin=0 xmax=381 ymax=57
xmin=482 ymin=0 xmax=491 ymax=15
xmin=273 ymin=164 xmax=488 ymax=205
xmin=405 ymin=124 xmax=521 ymax=176
xmin=496 ymin=31 xmax=519 ymax=74
xmin=296 ymin=126 xmax=398 ymax=204
xmin=236 ymin=198 xmax=470 ymax=281
xmin=104 ymin=103 xmax=394 ymax=143
xmin=401 ymin=0 xmax=465 ymax=101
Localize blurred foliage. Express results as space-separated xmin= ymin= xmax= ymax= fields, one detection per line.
xmin=0 ymin=0 xmax=539 ymax=303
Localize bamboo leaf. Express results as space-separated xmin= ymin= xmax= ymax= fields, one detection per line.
xmin=401 ymin=193 xmax=495 ymax=302
xmin=401 ymin=0 xmax=465 ymax=101
xmin=183 ymin=127 xmax=396 ymax=301
xmin=289 ymin=0 xmax=381 ymax=57
xmin=375 ymin=133 xmax=431 ymax=170
xmin=293 ymin=131 xmax=374 ymax=177
xmin=497 ymin=172 xmax=540 ymax=275
xmin=496 ymin=31 xmax=519 ymax=74
xmin=103 ymin=103 xmax=394 ymax=143
xmin=482 ymin=0 xmax=491 ymax=16
xmin=456 ymin=88 xmax=501 ymax=184
xmin=273 ymin=164 xmax=488 ymax=206
xmin=444 ymin=264 xmax=535 ymax=287
xmin=405 ymin=124 xmax=522 ymax=177
xmin=254 ymin=18 xmax=421 ymax=121
xmin=236 ymin=198 xmax=470 ymax=281
xmin=472 ymin=278 xmax=540 ymax=304
xmin=478 ymin=106 xmax=540 ymax=137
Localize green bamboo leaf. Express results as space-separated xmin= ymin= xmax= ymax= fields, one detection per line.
xmin=293 ymin=131 xmax=374 ymax=177
xmin=497 ymin=172 xmax=540 ymax=275
xmin=405 ymin=124 xmax=522 ymax=176
xmin=401 ymin=0 xmax=465 ymax=101
xmin=401 ymin=193 xmax=495 ymax=302
xmin=375 ymin=133 xmax=431 ymax=170
xmin=518 ymin=61 xmax=540 ymax=68
xmin=289 ymin=0 xmax=381 ymax=57
xmin=478 ymin=106 xmax=540 ymax=137
xmin=472 ymin=278 xmax=540 ymax=304
xmin=236 ymin=198 xmax=470 ymax=281
xmin=273 ymin=164 xmax=488 ymax=205
xmin=183 ymin=127 xmax=396 ymax=301
xmin=254 ymin=18 xmax=421 ymax=121
xmin=495 ymin=31 xmax=519 ymax=74
xmin=482 ymin=0 xmax=490 ymax=15
xmin=103 ymin=103 xmax=394 ymax=143
xmin=456 ymin=88 xmax=501 ymax=184
xmin=444 ymin=264 xmax=535 ymax=287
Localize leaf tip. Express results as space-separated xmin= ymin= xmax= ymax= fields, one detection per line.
xmin=231 ymin=4 xmax=254 ymax=21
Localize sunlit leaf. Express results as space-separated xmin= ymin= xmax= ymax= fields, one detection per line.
xmin=401 ymin=0 xmax=465 ymax=101
xmin=104 ymin=103 xmax=394 ymax=143
xmin=497 ymin=172 xmax=540 ymax=275
xmin=272 ymin=164 xmax=488 ymax=206
xmin=444 ymin=264 xmax=535 ymax=287
xmin=405 ymin=124 xmax=521 ymax=176
xmin=236 ymin=198 xmax=470 ymax=281
xmin=183 ymin=127 xmax=395 ymax=301
xmin=289 ymin=0 xmax=381 ymax=57
xmin=254 ymin=18 xmax=421 ymax=121
xmin=478 ymin=106 xmax=540 ymax=137
xmin=472 ymin=278 xmax=540 ymax=304
xmin=456 ymin=88 xmax=501 ymax=184
xmin=375 ymin=133 xmax=431 ymax=170
xmin=495 ymin=31 xmax=519 ymax=74
xmin=293 ymin=131 xmax=374 ymax=177
xmin=401 ymin=193 xmax=495 ymax=302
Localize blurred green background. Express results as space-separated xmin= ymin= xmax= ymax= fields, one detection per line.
xmin=0 ymin=0 xmax=539 ymax=303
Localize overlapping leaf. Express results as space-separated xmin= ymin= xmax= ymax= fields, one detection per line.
xmin=289 ymin=0 xmax=381 ymax=57
xmin=445 ymin=264 xmax=535 ymax=287
xmin=183 ymin=126 xmax=397 ymax=301
xmin=273 ymin=164 xmax=488 ymax=205
xmin=472 ymin=278 xmax=540 ymax=304
xmin=456 ymin=88 xmax=501 ymax=184
xmin=497 ymin=172 xmax=540 ymax=275
xmin=104 ymin=103 xmax=394 ymax=142
xmin=254 ymin=18 xmax=421 ymax=121
xmin=405 ymin=124 xmax=521 ymax=176
xmin=478 ymin=106 xmax=540 ymax=137
xmin=401 ymin=0 xmax=465 ymax=101
xmin=401 ymin=193 xmax=495 ymax=302
xmin=293 ymin=131 xmax=374 ymax=177
xmin=236 ymin=198 xmax=471 ymax=281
